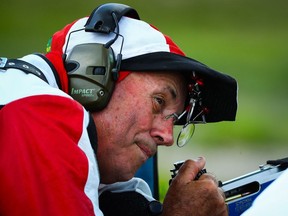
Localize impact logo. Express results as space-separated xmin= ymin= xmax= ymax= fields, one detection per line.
xmin=71 ymin=88 xmax=96 ymax=97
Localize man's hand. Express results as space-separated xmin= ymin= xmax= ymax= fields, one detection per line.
xmin=161 ymin=157 xmax=227 ymax=216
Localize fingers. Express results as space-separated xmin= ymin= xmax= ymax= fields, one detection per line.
xmin=199 ymin=172 xmax=226 ymax=200
xmin=173 ymin=157 xmax=206 ymax=184
xmin=177 ymin=161 xmax=227 ymax=203
xmin=218 ymin=187 xmax=227 ymax=200
xmin=164 ymin=172 xmax=228 ymax=216
xmin=199 ymin=172 xmax=218 ymax=186
xmin=200 ymin=173 xmax=226 ymax=198
xmin=163 ymin=158 xmax=228 ymax=216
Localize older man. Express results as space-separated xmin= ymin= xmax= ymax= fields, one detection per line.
xmin=0 ymin=3 xmax=237 ymax=216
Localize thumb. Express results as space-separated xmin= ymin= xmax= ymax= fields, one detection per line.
xmin=174 ymin=157 xmax=206 ymax=184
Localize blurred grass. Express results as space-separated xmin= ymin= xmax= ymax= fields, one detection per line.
xmin=1 ymin=0 xmax=288 ymax=200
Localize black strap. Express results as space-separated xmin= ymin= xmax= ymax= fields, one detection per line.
xmin=87 ymin=113 xmax=98 ymax=154
xmin=99 ymin=191 xmax=163 ymax=216
xmin=152 ymin=154 xmax=159 ymax=200
xmin=0 ymin=57 xmax=48 ymax=83
xmin=34 ymin=53 xmax=62 ymax=89
xmin=85 ymin=3 xmax=140 ymax=33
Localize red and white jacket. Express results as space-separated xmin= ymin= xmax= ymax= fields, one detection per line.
xmin=0 ymin=54 xmax=103 ymax=215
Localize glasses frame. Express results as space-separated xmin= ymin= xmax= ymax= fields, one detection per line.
xmin=176 ymin=72 xmax=207 ymax=147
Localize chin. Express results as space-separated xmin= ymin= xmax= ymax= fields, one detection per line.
xmin=100 ymin=171 xmax=135 ymax=184
xmin=118 ymin=172 xmax=135 ymax=183
xmin=99 ymin=159 xmax=141 ymax=184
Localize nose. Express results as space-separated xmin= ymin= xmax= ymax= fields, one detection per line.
xmin=150 ymin=116 xmax=174 ymax=146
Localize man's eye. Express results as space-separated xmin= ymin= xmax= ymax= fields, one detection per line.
xmin=153 ymin=97 xmax=165 ymax=114
xmin=155 ymin=97 xmax=164 ymax=105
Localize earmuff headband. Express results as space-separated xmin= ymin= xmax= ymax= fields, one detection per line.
xmin=85 ymin=3 xmax=140 ymax=33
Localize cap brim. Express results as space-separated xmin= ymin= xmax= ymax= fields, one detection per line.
xmin=121 ymin=52 xmax=238 ymax=124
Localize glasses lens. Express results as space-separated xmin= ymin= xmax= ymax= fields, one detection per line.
xmin=176 ymin=123 xmax=195 ymax=147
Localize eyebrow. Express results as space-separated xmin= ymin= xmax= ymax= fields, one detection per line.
xmin=165 ymin=86 xmax=177 ymax=99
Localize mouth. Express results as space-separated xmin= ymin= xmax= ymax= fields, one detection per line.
xmin=136 ymin=143 xmax=155 ymax=159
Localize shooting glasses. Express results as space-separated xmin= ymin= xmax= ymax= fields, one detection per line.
xmin=175 ymin=72 xmax=207 ymax=147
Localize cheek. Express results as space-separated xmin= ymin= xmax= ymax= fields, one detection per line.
xmin=122 ymin=101 xmax=153 ymax=130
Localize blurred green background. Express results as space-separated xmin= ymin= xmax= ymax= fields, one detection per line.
xmin=1 ymin=0 xmax=288 ymax=200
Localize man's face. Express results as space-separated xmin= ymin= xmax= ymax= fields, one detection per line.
xmin=92 ymin=72 xmax=187 ymax=183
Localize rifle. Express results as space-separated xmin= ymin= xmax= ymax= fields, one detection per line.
xmin=169 ymin=157 xmax=288 ymax=216
xmin=221 ymin=157 xmax=288 ymax=215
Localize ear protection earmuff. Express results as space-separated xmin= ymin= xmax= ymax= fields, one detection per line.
xmin=64 ymin=3 xmax=140 ymax=111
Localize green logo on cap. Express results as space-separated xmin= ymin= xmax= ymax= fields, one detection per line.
xmin=46 ymin=37 xmax=52 ymax=53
